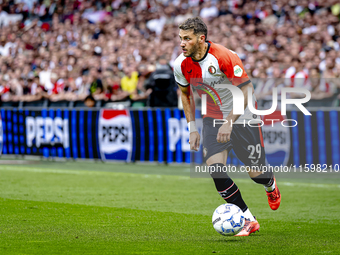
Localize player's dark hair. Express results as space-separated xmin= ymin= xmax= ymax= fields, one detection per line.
xmin=179 ymin=17 xmax=208 ymax=41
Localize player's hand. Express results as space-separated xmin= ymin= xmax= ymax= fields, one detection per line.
xmin=189 ymin=131 xmax=200 ymax=151
xmin=217 ymin=123 xmax=232 ymax=143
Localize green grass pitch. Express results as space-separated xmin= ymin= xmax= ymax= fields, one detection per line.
xmin=0 ymin=161 xmax=340 ymax=254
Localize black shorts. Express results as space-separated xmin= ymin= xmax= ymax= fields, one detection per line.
xmin=202 ymin=117 xmax=266 ymax=168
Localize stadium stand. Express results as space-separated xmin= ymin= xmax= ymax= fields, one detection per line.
xmin=0 ymin=0 xmax=339 ymax=108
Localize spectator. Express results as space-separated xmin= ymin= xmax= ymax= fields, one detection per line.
xmin=145 ymin=56 xmax=178 ymax=107
xmin=285 ymin=58 xmax=311 ymax=99
xmin=0 ymin=0 xmax=339 ymax=107
xmin=120 ymin=66 xmax=139 ymax=99
xmin=38 ymin=62 xmax=54 ymax=94
xmin=88 ymin=67 xmax=103 ymax=99
xmin=107 ymin=75 xmax=129 ymax=102
xmin=0 ymin=35 xmax=15 ymax=57
xmin=21 ymin=76 xmax=44 ymax=103
xmin=200 ymin=1 xmax=219 ymax=20
xmin=308 ymin=68 xmax=337 ymax=106
xmin=84 ymin=95 xmax=96 ymax=108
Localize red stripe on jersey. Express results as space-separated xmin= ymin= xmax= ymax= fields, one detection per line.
xmin=258 ymin=124 xmax=264 ymax=147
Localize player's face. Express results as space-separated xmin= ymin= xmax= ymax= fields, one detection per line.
xmin=179 ymin=29 xmax=200 ymax=58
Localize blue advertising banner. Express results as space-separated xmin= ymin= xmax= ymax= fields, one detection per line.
xmin=1 ymin=109 xmax=100 ymax=159
xmin=0 ymin=112 xmax=3 ymax=156
xmin=1 ymin=108 xmax=339 ymax=166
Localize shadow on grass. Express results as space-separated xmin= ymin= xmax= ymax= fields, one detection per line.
xmin=213 ymin=233 xmax=262 ymax=243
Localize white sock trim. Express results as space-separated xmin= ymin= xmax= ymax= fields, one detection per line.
xmin=264 ymin=179 xmax=276 ymax=192
xmin=243 ymin=209 xmax=256 ymax=222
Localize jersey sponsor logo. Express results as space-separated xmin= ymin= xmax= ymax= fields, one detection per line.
xmin=0 ymin=114 xmax=3 ymax=156
xmin=98 ymin=109 xmax=132 ymax=161
xmin=26 ymin=116 xmax=69 ymax=148
xmin=208 ymin=76 xmax=227 ymax=88
xmin=187 ymin=69 xmax=192 ymax=74
xmin=262 ymin=111 xmax=290 ymax=166
xmin=208 ymin=65 xmax=216 ymax=74
xmin=234 ymin=65 xmax=243 ymax=77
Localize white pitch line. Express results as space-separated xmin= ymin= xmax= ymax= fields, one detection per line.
xmin=234 ymin=178 xmax=340 ymax=189
xmin=0 ymin=166 xmax=105 ymax=175
xmin=281 ymin=182 xmax=340 ymax=189
xmin=0 ymin=166 xmax=339 ymax=188
xmin=0 ymin=166 xmax=191 ymax=179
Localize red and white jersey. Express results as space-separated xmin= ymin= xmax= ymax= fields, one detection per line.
xmin=52 ymin=78 xmax=65 ymax=94
xmin=291 ymin=70 xmax=311 ymax=90
xmin=285 ymin=67 xmax=311 ymax=90
xmin=320 ymin=76 xmax=336 ymax=94
xmin=174 ymin=41 xmax=260 ymax=123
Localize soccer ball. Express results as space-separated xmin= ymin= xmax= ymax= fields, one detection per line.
xmin=212 ymin=203 xmax=245 ymax=236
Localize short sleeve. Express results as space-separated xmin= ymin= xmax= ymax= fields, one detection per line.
xmin=174 ymin=57 xmax=189 ymax=87
xmin=219 ymin=49 xmax=250 ymax=87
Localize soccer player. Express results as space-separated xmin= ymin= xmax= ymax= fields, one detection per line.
xmin=174 ymin=17 xmax=281 ymax=236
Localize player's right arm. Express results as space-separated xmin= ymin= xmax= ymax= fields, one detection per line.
xmin=179 ymin=85 xmax=194 ymax=127
xmin=173 ymin=55 xmax=200 ymax=151
xmin=178 ymin=83 xmax=200 ymax=151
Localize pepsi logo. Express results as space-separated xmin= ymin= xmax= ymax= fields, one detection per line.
xmin=98 ymin=109 xmax=132 ymax=161
xmin=25 ymin=116 xmax=69 ymax=148
xmin=262 ymin=111 xmax=290 ymax=166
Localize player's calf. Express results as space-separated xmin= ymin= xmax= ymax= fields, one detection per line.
xmin=209 ymin=163 xmax=257 ymax=221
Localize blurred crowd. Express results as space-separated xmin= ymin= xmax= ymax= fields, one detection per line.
xmin=0 ymin=0 xmax=340 ymax=108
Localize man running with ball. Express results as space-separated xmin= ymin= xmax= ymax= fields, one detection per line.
xmin=174 ymin=17 xmax=281 ymax=236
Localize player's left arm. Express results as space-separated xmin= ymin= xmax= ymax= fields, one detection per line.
xmin=216 ymin=82 xmax=253 ymax=143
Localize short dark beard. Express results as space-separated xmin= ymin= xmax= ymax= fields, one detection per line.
xmin=187 ymin=38 xmax=200 ymax=58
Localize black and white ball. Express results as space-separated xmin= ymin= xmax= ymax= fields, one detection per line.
xmin=212 ymin=203 xmax=245 ymax=236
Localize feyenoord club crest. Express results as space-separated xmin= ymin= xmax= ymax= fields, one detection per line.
xmin=208 ymin=65 xmax=216 ymax=74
